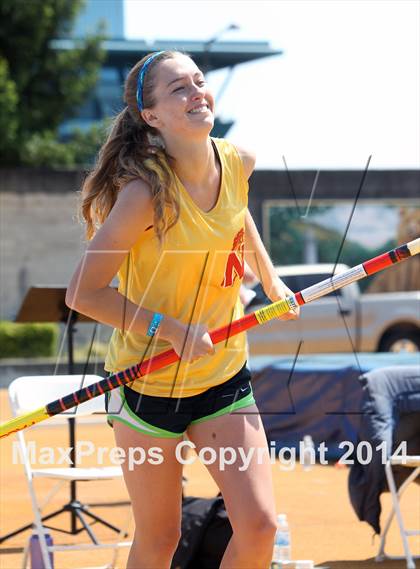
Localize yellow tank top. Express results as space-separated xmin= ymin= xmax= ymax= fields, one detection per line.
xmin=104 ymin=137 xmax=249 ymax=397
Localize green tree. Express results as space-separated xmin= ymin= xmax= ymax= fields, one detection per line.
xmin=0 ymin=58 xmax=19 ymax=161
xmin=269 ymin=205 xmax=330 ymax=264
xmin=0 ymin=0 xmax=106 ymax=166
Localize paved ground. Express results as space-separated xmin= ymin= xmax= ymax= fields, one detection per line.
xmin=0 ymin=388 xmax=418 ymax=569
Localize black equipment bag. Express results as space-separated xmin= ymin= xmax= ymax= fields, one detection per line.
xmin=171 ymin=494 xmax=232 ymax=569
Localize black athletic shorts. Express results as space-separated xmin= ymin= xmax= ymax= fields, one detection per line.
xmin=104 ymin=363 xmax=255 ymax=438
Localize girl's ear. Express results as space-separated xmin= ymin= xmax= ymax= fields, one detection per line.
xmin=142 ymin=109 xmax=161 ymax=129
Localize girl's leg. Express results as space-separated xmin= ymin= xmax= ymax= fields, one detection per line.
xmin=112 ymin=420 xmax=183 ymax=569
xmin=187 ymin=405 xmax=277 ymax=569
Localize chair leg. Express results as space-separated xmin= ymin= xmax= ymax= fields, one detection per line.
xmin=73 ymin=507 xmax=99 ymax=544
xmin=385 ymin=460 xmax=416 ymax=569
xmin=28 ymin=483 xmax=53 ymax=569
xmin=377 ymin=465 xmax=412 ymax=560
xmin=376 ymin=504 xmax=395 ymax=560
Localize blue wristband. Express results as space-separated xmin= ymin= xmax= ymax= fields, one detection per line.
xmin=146 ymin=312 xmax=163 ymax=337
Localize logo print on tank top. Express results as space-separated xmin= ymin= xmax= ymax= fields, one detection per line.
xmin=221 ymin=228 xmax=245 ymax=287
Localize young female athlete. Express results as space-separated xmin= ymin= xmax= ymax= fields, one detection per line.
xmin=66 ymin=50 xmax=299 ymax=569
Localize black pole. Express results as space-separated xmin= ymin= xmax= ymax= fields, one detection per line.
xmin=67 ymin=312 xmax=77 ymax=534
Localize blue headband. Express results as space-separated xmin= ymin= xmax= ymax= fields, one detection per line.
xmin=136 ymin=51 xmax=165 ymax=112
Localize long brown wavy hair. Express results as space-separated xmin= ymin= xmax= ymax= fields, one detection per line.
xmin=80 ymin=50 xmax=183 ymax=243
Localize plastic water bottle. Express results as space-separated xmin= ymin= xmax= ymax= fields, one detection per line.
xmin=301 ymin=435 xmax=315 ymax=471
xmin=272 ymin=513 xmax=291 ymax=562
xmin=29 ymin=532 xmax=54 ymax=569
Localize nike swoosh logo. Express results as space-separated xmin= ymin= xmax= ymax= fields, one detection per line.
xmin=221 ymin=387 xmax=249 ymax=398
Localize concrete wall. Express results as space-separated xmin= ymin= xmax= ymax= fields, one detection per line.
xmin=1 ymin=169 xmax=86 ymax=320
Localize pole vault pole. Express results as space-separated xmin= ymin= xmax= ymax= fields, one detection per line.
xmin=1 ymin=238 xmax=418 ymax=440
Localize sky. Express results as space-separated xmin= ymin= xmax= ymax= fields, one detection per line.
xmin=124 ymin=0 xmax=419 ymax=170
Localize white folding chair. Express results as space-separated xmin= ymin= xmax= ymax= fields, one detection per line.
xmin=376 ymin=455 xmax=420 ymax=569
xmin=8 ymin=375 xmax=132 ymax=569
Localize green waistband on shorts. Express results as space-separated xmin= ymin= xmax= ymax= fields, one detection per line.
xmin=107 ymin=386 xmax=184 ymax=439
xmin=190 ymin=391 xmax=255 ymax=426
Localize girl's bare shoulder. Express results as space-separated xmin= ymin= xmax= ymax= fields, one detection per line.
xmin=91 ymin=178 xmax=154 ymax=248
xmin=232 ymin=143 xmax=256 ymax=180
xmin=117 ymin=178 xmax=153 ymax=208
